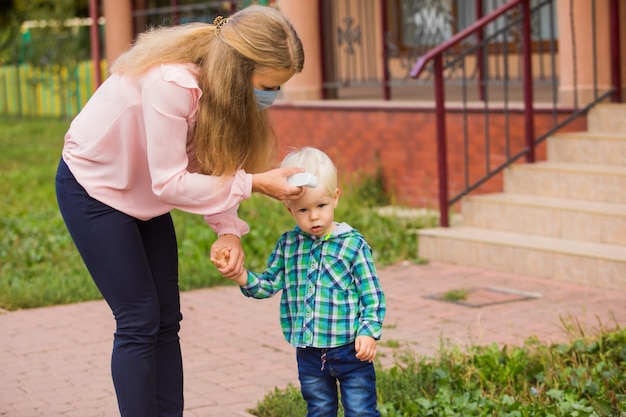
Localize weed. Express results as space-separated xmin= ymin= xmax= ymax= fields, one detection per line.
xmin=380 ymin=339 xmax=401 ymax=348
xmin=443 ymin=288 xmax=470 ymax=301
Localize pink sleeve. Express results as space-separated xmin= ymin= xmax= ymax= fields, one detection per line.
xmin=141 ymin=66 xmax=253 ymax=233
xmin=204 ymin=205 xmax=251 ymax=237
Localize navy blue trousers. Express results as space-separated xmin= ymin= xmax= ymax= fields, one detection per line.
xmin=56 ymin=159 xmax=183 ymax=417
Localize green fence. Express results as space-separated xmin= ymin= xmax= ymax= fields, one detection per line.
xmin=0 ymin=60 xmax=105 ymax=118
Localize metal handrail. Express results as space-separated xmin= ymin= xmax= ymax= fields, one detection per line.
xmin=409 ymin=0 xmax=622 ymax=227
xmin=410 ymin=1 xmax=522 ymax=80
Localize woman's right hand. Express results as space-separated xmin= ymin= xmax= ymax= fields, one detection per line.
xmin=252 ymin=167 xmax=306 ymax=201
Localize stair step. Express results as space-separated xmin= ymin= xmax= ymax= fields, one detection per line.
xmin=431 ymin=103 xmax=626 ymax=290
xmin=462 ymin=193 xmax=626 ymax=245
xmin=548 ymin=132 xmax=626 ymax=166
xmin=588 ymin=103 xmax=626 ymax=134
xmin=504 ymin=162 xmax=626 ymax=204
xmin=417 ymin=226 xmax=626 ymax=289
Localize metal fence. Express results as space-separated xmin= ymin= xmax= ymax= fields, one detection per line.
xmin=319 ymin=0 xmax=560 ymax=100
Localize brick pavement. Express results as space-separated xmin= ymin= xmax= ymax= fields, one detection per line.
xmin=1 ymin=262 xmax=625 ymax=417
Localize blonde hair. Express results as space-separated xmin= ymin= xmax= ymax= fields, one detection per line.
xmin=110 ymin=5 xmax=304 ymax=176
xmin=280 ymin=147 xmax=338 ymax=197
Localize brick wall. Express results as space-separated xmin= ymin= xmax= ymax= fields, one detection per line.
xmin=269 ymin=104 xmax=587 ymax=209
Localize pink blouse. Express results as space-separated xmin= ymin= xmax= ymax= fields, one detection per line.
xmin=62 ymin=63 xmax=252 ymax=236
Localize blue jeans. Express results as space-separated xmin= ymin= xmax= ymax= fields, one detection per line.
xmin=55 ymin=159 xmax=183 ymax=417
xmin=297 ymin=342 xmax=380 ymax=417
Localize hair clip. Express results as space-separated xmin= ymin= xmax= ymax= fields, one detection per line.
xmin=214 ymin=15 xmax=231 ymax=35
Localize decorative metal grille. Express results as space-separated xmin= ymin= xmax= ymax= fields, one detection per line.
xmin=320 ymin=0 xmax=557 ymax=98
xmin=400 ymin=0 xmax=454 ymax=48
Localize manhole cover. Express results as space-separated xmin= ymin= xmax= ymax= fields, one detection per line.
xmin=425 ymin=286 xmax=541 ymax=308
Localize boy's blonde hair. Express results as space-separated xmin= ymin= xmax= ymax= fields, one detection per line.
xmin=280 ymin=147 xmax=338 ymax=198
xmin=110 ymin=5 xmax=304 ymax=176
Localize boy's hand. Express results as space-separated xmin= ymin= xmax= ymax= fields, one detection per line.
xmin=355 ymin=335 xmax=377 ymax=362
xmin=210 ymin=237 xmax=249 ymax=286
xmin=211 ymin=246 xmax=231 ymax=269
xmin=210 ymin=234 xmax=244 ymax=279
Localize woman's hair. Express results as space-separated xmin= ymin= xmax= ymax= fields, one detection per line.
xmin=110 ymin=5 xmax=304 ymax=176
xmin=280 ymin=147 xmax=338 ymax=197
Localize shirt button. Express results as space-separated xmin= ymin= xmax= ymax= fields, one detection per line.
xmin=311 ymin=262 xmax=317 ymax=268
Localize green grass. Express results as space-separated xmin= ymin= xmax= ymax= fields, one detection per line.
xmin=0 ymin=116 xmax=438 ymax=311
xmin=0 ymin=116 xmax=98 ymax=309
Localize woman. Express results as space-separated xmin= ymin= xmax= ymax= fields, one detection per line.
xmin=55 ymin=5 xmax=304 ymax=417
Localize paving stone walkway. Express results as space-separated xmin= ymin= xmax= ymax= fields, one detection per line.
xmin=2 ymin=262 xmax=625 ymax=416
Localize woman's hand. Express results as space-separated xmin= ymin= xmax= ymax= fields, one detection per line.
xmin=252 ymin=167 xmax=306 ymax=201
xmin=210 ymin=234 xmax=245 ymax=279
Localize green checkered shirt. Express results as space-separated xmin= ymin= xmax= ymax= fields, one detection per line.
xmin=240 ymin=222 xmax=386 ymax=348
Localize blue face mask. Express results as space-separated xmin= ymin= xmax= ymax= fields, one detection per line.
xmin=254 ymin=87 xmax=280 ymax=111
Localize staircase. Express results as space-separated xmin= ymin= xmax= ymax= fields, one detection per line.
xmin=417 ymin=103 xmax=626 ymax=290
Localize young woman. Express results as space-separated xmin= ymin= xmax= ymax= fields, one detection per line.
xmin=55 ymin=5 xmax=304 ymax=417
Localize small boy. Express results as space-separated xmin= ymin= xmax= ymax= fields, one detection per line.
xmin=212 ymin=147 xmax=386 ymax=417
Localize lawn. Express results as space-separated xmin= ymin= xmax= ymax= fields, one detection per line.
xmin=0 ymin=116 xmax=435 ymax=310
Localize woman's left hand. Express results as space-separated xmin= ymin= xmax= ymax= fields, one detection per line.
xmin=210 ymin=234 xmax=245 ymax=279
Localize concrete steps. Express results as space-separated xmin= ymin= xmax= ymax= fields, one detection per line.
xmin=418 ymin=227 xmax=626 ymax=289
xmin=418 ymin=103 xmax=626 ymax=290
xmin=547 ymin=132 xmax=626 ymax=166
xmin=462 ymin=193 xmax=626 ymax=245
xmin=504 ymin=162 xmax=626 ymax=204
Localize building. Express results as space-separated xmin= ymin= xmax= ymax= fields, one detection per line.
xmin=98 ymin=0 xmax=626 ymax=288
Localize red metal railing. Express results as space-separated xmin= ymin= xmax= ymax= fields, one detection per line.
xmin=410 ymin=0 xmax=622 ymax=227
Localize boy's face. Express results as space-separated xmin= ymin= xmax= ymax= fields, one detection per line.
xmin=286 ymin=186 xmax=340 ymax=238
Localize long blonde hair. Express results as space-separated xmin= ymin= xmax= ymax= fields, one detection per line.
xmin=110 ymin=5 xmax=304 ymax=176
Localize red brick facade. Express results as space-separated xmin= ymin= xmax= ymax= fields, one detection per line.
xmin=270 ymin=104 xmax=587 ymax=209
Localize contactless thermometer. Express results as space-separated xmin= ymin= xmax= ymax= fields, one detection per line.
xmin=287 ymin=172 xmax=318 ymax=188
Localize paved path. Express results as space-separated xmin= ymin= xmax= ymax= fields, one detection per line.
xmin=2 ymin=262 xmax=625 ymax=417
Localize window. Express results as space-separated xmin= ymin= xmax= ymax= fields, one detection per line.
xmin=389 ymin=0 xmax=557 ymax=51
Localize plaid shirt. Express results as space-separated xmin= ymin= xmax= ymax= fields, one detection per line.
xmin=241 ymin=222 xmax=386 ymax=348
